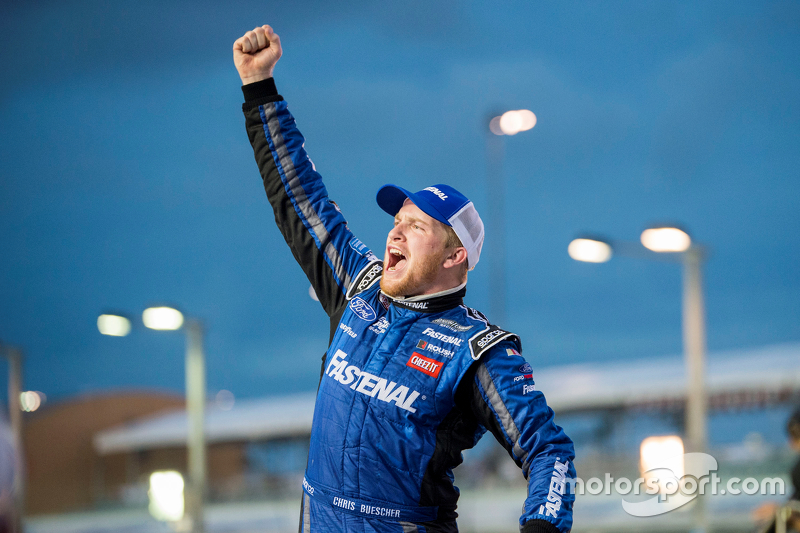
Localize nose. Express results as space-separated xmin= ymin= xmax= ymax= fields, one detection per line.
xmin=387 ymin=222 xmax=405 ymax=242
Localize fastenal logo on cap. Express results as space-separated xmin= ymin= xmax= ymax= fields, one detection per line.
xmin=376 ymin=183 xmax=485 ymax=270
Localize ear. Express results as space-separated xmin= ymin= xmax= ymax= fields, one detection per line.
xmin=442 ymin=247 xmax=468 ymax=270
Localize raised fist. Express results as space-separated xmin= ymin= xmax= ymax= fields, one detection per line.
xmin=233 ymin=25 xmax=282 ymax=85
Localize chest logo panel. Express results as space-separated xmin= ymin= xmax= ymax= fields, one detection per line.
xmin=349 ymin=297 xmax=377 ymax=321
xmin=406 ymin=352 xmax=443 ymax=379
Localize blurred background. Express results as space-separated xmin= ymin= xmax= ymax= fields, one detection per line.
xmin=1 ymin=0 xmax=799 ymax=532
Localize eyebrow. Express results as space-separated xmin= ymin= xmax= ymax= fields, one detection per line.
xmin=394 ymin=214 xmax=429 ymax=227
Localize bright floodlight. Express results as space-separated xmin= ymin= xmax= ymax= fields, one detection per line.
xmin=148 ymin=470 xmax=185 ymax=522
xmin=641 ymin=227 xmax=691 ymax=253
xmin=640 ymin=435 xmax=684 ymax=492
xmin=568 ymin=238 xmax=612 ymax=263
xmin=490 ymin=110 xmax=537 ymax=136
xmin=20 ymin=391 xmax=43 ymax=412
xmin=143 ymin=307 xmax=184 ymax=331
xmin=97 ymin=314 xmax=131 ymax=337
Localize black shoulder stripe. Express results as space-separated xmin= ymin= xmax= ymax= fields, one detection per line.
xmin=468 ymin=325 xmax=520 ymax=361
xmin=465 ymin=306 xmax=488 ymax=324
xmin=346 ymin=261 xmax=383 ymax=300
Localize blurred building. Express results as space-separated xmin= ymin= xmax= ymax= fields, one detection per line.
xmin=22 ymin=392 xmax=184 ymax=514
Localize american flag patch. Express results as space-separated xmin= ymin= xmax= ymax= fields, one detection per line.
xmin=506 ymin=348 xmax=520 ymax=356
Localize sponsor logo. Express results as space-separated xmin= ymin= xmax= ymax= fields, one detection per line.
xmin=349 ymin=237 xmax=369 ymax=256
xmin=423 ymin=186 xmax=448 ymax=201
xmin=303 ymin=477 xmax=315 ymax=495
xmin=379 ymin=293 xmax=390 ymax=310
xmin=417 ymin=339 xmax=454 ymax=358
xmin=333 ymin=496 xmax=356 ymax=511
xmin=422 ymin=327 xmax=462 ymax=346
xmin=325 ymin=350 xmax=421 ymax=413
xmin=506 ymin=348 xmax=520 ymax=356
xmin=349 ymin=297 xmax=377 ymax=321
xmin=523 ymin=384 xmax=536 ymax=395
xmin=406 ymin=352 xmax=443 ymax=378
xmin=356 ymin=263 xmax=382 ymax=292
xmin=369 ymin=316 xmax=389 ymax=335
xmin=514 ymin=364 xmax=533 ymax=383
xmin=476 ymin=328 xmax=507 ymax=349
xmin=432 ymin=318 xmax=474 ymax=332
xmin=339 ymin=323 xmax=357 ymax=339
xmin=402 ymin=300 xmax=429 ymax=310
xmin=366 ymin=251 xmax=380 ymax=262
xmin=538 ymin=459 xmax=569 ymax=518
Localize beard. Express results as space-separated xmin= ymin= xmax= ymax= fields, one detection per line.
xmin=380 ymin=250 xmax=444 ymax=298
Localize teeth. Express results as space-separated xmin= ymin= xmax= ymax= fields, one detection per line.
xmin=387 ymin=266 xmax=395 ymax=271
xmin=390 ymin=249 xmax=403 ymax=256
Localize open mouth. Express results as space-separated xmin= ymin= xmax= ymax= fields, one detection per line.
xmin=386 ymin=247 xmax=408 ymax=272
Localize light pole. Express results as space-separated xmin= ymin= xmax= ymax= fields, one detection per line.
xmin=569 ymin=227 xmax=709 ymax=531
xmin=486 ymin=109 xmax=537 ymax=324
xmin=99 ymin=307 xmax=206 ymax=533
xmin=1 ymin=345 xmax=24 ymax=533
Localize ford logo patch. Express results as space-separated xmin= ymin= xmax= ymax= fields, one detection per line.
xmin=349 ymin=297 xmax=377 ymax=321
xmin=519 ymin=363 xmax=533 ymax=374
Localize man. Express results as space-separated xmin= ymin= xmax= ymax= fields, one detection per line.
xmin=234 ymin=25 xmax=575 ymax=533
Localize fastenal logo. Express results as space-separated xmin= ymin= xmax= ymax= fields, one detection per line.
xmin=349 ymin=297 xmax=377 ymax=321
xmin=325 ymin=350 xmax=421 ymax=413
xmin=422 ymin=327 xmax=462 ymax=346
xmin=423 ymin=186 xmax=448 ymax=200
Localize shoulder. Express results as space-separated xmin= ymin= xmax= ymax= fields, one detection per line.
xmin=345 ymin=260 xmax=383 ymax=300
xmin=451 ymin=305 xmax=522 ymax=361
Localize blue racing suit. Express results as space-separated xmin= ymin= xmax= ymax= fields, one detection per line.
xmin=242 ymin=78 xmax=575 ymax=533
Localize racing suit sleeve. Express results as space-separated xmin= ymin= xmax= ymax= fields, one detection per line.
xmin=459 ymin=346 xmax=576 ymax=533
xmin=242 ymin=79 xmax=380 ymax=328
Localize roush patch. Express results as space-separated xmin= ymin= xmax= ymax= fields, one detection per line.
xmin=406 ymin=352 xmax=443 ymax=378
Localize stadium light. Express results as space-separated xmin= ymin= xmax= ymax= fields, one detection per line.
xmin=568 ymin=228 xmax=709 ymax=529
xmin=97 ymin=307 xmax=206 ymax=533
xmin=97 ymin=313 xmax=131 ymax=337
xmin=490 ymin=109 xmax=537 ymax=136
xmin=568 ymin=238 xmax=613 ymax=263
xmin=641 ymin=226 xmax=691 ymax=253
xmin=149 ymin=470 xmax=185 ymax=522
xmin=486 ymin=107 xmax=537 ymax=323
xmin=567 ymin=230 xmax=708 ymax=453
xmin=143 ymin=307 xmax=184 ymax=331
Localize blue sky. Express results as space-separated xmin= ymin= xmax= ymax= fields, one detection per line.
xmin=1 ymin=0 xmax=798 ymax=403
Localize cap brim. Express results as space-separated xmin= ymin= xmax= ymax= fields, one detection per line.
xmin=376 ymin=184 xmax=451 ymax=226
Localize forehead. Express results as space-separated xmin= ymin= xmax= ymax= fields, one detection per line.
xmin=397 ymin=199 xmax=434 ymax=223
xmin=396 ymin=200 xmax=448 ymax=233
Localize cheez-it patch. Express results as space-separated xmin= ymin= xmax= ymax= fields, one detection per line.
xmin=406 ymin=352 xmax=443 ymax=378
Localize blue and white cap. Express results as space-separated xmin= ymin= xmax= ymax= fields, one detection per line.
xmin=376 ymin=184 xmax=485 ymax=270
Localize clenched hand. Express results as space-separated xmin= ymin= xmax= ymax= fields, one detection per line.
xmin=233 ymin=25 xmax=282 ymax=85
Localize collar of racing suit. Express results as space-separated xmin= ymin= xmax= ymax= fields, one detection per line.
xmin=382 ymin=281 xmax=467 ymax=313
